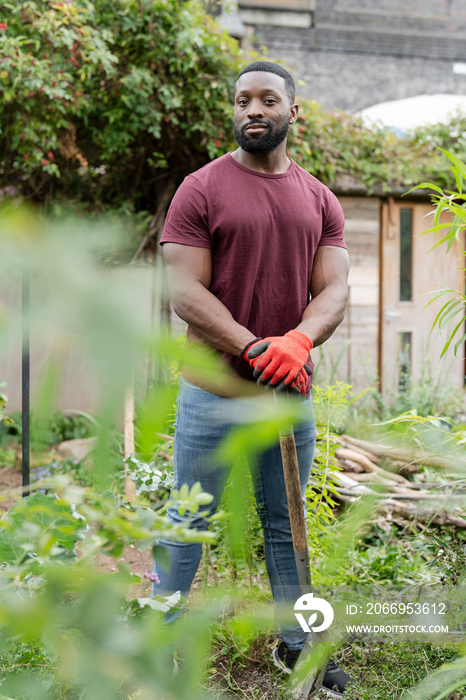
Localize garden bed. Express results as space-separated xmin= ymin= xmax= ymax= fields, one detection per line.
xmin=0 ymin=415 xmax=465 ymax=700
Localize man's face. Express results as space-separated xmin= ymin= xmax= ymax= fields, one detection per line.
xmin=233 ymin=71 xmax=295 ymax=153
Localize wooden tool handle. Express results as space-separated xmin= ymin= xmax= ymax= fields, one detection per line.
xmin=280 ymin=433 xmax=308 ymax=553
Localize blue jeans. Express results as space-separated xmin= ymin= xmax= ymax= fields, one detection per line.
xmin=152 ymin=378 xmax=317 ymax=649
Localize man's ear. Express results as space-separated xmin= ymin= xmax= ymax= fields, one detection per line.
xmin=288 ymin=103 xmax=299 ymax=125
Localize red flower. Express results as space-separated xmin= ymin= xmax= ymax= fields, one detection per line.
xmin=24 ymin=154 xmax=29 ymax=159
xmin=0 ymin=23 xmax=8 ymax=31
xmin=28 ymin=91 xmax=34 ymax=98
xmin=47 ymin=151 xmax=54 ymax=159
xmin=164 ymin=117 xmax=170 ymax=123
xmin=299 ymin=126 xmax=305 ymax=133
xmin=215 ymin=140 xmax=221 ymax=148
xmin=41 ymin=159 xmax=49 ymax=166
xmin=43 ymin=53 xmax=48 ymax=59
xmin=20 ymin=133 xmax=25 ymax=140
xmin=32 ymin=60 xmax=37 ymax=66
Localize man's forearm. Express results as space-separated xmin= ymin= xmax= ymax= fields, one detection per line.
xmin=295 ymin=283 xmax=348 ymax=348
xmin=171 ymin=284 xmax=255 ymax=356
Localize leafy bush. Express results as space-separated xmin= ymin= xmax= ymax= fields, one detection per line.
xmin=125 ymin=452 xmax=173 ymax=498
xmin=0 ymin=0 xmax=243 ymax=213
xmin=0 ymin=385 xmax=15 ymax=456
xmin=286 ymin=107 xmax=466 ymax=194
xmin=47 ymin=409 xmax=96 ymax=443
xmin=0 ymin=383 xmax=10 ymax=428
xmin=0 ymin=478 xmax=223 ymax=700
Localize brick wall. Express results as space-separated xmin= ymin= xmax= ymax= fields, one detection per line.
xmin=239 ymin=0 xmax=466 ymax=111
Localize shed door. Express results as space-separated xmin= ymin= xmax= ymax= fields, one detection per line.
xmin=380 ymin=199 xmax=465 ymax=397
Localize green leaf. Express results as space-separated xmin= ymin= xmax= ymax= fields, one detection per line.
xmin=439 ymin=147 xmax=466 ymax=182
xmin=137 ymin=591 xmax=182 ymax=613
xmin=440 ymin=315 xmax=466 ymax=358
xmin=5 ymin=493 xmax=87 ymax=553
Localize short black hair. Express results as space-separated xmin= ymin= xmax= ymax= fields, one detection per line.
xmin=235 ymin=61 xmax=295 ymax=103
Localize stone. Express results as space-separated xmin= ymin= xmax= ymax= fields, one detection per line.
xmin=57 ymin=437 xmax=97 ymax=463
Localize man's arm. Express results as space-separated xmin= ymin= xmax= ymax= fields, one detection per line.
xmin=162 ymin=242 xmax=256 ymax=355
xmin=295 ymin=245 xmax=350 ymax=347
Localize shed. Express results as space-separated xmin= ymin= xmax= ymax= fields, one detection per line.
xmin=314 ymin=189 xmax=466 ymax=400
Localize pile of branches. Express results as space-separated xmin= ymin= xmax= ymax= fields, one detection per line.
xmin=330 ymin=435 xmax=466 ymax=529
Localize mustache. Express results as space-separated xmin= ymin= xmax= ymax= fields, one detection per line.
xmin=242 ymin=119 xmax=271 ymax=133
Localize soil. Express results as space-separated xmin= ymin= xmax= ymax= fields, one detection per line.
xmin=93 ymin=547 xmax=153 ymax=599
xmin=0 ymin=464 xmax=23 ymax=513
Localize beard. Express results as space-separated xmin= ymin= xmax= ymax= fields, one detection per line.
xmin=234 ymin=119 xmax=289 ymax=153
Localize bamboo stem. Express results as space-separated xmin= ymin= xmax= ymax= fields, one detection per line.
xmin=124 ymin=384 xmax=137 ymax=503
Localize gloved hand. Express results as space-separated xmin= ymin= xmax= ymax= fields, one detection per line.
xmin=241 ymin=330 xmax=313 ymax=393
xmin=288 ymin=365 xmax=311 ymax=395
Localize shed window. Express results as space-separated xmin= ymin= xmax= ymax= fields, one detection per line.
xmin=399 ymin=208 xmax=413 ymax=301
xmin=398 ymin=331 xmax=412 ymax=392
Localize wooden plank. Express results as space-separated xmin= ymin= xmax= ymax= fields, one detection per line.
xmin=344 ymin=219 xmax=380 ymax=235
xmin=339 ymin=196 xmax=381 ymax=220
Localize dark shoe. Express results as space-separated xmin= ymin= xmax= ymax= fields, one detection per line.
xmin=272 ymin=642 xmax=352 ymax=697
xmin=321 ymin=658 xmax=352 ymax=698
xmin=272 ymin=640 xmax=300 ymax=674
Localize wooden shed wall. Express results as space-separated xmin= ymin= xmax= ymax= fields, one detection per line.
xmin=312 ymin=196 xmax=380 ymax=392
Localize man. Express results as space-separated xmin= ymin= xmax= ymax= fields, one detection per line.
xmin=155 ymin=61 xmax=351 ymax=696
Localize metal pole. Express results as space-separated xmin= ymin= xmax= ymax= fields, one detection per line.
xmin=22 ymin=269 xmax=30 ymax=496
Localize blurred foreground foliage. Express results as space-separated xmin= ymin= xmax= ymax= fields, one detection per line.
xmin=0 ymin=205 xmax=327 ymax=698
xmin=0 ymin=206 xmax=465 ymax=697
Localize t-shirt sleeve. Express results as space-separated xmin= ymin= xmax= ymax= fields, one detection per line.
xmin=160 ymin=175 xmax=211 ymax=249
xmin=319 ymin=188 xmax=346 ymax=248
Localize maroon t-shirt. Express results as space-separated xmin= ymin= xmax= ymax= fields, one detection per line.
xmin=160 ymin=153 xmax=346 ymax=385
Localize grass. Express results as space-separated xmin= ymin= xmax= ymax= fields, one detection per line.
xmin=339 ymin=639 xmax=463 ymax=700
xmin=200 ymin=623 xmax=464 ymax=699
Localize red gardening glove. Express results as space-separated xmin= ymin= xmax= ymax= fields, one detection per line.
xmin=288 ymin=365 xmax=311 ymax=395
xmin=242 ymin=330 xmax=313 ymax=391
xmin=241 ymin=337 xmax=264 ymax=375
